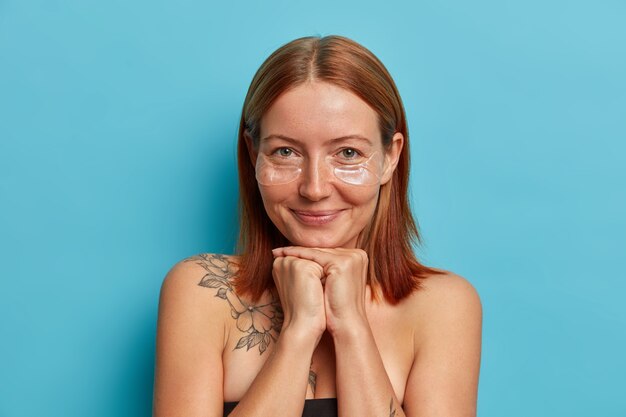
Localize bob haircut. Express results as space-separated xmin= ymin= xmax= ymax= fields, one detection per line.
xmin=234 ymin=35 xmax=441 ymax=304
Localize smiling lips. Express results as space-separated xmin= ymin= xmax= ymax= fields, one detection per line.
xmin=291 ymin=209 xmax=344 ymax=225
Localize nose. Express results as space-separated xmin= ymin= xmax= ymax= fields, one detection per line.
xmin=298 ymin=157 xmax=333 ymax=201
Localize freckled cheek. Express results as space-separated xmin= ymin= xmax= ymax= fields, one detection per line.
xmin=258 ymin=185 xmax=293 ymax=203
xmin=337 ymin=191 xmax=380 ymax=243
xmin=338 ymin=185 xmax=380 ymax=208
xmin=258 ymin=186 xmax=293 ymax=220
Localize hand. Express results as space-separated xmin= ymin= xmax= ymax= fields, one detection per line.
xmin=272 ymin=247 xmax=369 ymax=335
xmin=271 ymin=254 xmax=326 ymax=342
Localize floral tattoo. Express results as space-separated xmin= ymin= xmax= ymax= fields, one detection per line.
xmin=184 ymin=254 xmax=283 ymax=354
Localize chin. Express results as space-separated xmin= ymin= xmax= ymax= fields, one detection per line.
xmin=287 ymin=233 xmax=357 ymax=249
xmin=295 ymin=240 xmax=338 ymax=249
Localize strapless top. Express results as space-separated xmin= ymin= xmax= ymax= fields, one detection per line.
xmin=224 ymin=398 xmax=338 ymax=417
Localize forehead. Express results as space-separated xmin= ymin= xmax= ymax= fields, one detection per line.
xmin=260 ymin=81 xmax=381 ymax=145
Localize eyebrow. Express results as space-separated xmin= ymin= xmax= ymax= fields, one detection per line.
xmin=260 ymin=134 xmax=373 ymax=146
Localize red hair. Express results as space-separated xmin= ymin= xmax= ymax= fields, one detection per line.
xmin=234 ymin=35 xmax=442 ymax=304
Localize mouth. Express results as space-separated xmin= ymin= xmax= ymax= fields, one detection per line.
xmin=290 ymin=209 xmax=344 ymax=226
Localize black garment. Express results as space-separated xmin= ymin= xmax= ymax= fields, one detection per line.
xmin=223 ymin=398 xmax=338 ymax=417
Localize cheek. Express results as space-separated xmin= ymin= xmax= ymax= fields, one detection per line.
xmin=357 ymin=189 xmax=383 ymax=231
xmin=259 ymin=184 xmax=291 ymax=201
xmin=340 ymin=184 xmax=380 ymax=207
xmin=258 ymin=185 xmax=291 ymax=217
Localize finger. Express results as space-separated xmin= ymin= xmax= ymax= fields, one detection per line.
xmin=272 ymin=246 xmax=313 ymax=257
xmin=276 ymin=246 xmax=364 ymax=259
xmin=273 ymin=246 xmax=339 ymax=268
xmin=274 ymin=246 xmax=335 ymax=255
xmin=271 ymin=247 xmax=287 ymax=257
xmin=273 ymin=245 xmax=359 ymax=255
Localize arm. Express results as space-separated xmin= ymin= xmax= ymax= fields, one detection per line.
xmin=153 ymin=260 xmax=226 ymax=417
xmin=229 ymin=255 xmax=327 ymax=417
xmin=333 ymin=317 xmax=405 ymax=417
xmin=335 ymin=273 xmax=482 ymax=417
xmin=153 ymin=254 xmax=326 ymax=417
xmin=227 ymin=326 xmax=318 ymax=417
xmin=403 ymin=274 xmax=482 ymax=417
xmin=273 ymin=247 xmax=482 ymax=417
xmin=273 ymin=247 xmax=402 ymax=416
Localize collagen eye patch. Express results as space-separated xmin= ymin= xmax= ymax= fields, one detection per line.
xmin=255 ymin=152 xmax=385 ymax=186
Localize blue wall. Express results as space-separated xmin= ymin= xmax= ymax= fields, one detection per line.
xmin=1 ymin=1 xmax=624 ymax=416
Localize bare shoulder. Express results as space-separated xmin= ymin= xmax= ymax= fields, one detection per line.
xmin=157 ymin=253 xmax=242 ymax=341
xmin=161 ymin=254 xmax=240 ymax=303
xmin=154 ymin=253 xmax=240 ymax=416
xmin=407 ymin=269 xmax=483 ymax=342
xmin=163 ymin=253 xmax=240 ymax=287
xmin=400 ymin=269 xmax=482 ymax=416
xmin=418 ymin=268 xmax=481 ymax=307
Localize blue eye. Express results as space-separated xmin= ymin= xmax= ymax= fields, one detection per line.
xmin=276 ymin=147 xmax=293 ymax=157
xmin=340 ymin=148 xmax=359 ymax=159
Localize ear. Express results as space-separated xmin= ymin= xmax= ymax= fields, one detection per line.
xmin=243 ymin=129 xmax=258 ymax=168
xmin=380 ymin=132 xmax=404 ymax=185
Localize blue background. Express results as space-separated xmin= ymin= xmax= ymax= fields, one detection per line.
xmin=1 ymin=1 xmax=625 ymax=416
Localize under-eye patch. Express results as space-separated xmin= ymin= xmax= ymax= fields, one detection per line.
xmin=255 ymin=152 xmax=385 ymax=186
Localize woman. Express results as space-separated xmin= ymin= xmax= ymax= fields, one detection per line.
xmin=153 ymin=35 xmax=482 ymax=417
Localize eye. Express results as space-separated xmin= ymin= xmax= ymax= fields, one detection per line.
xmin=339 ymin=148 xmax=360 ymax=159
xmin=274 ymin=147 xmax=293 ymax=157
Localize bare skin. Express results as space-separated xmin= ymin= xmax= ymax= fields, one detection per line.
xmin=153 ymin=253 xmax=482 ymax=417
xmin=153 ymin=81 xmax=482 ymax=416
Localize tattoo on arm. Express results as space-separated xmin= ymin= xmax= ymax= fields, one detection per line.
xmin=185 ymin=254 xmax=283 ymax=355
xmin=389 ymin=398 xmax=397 ymax=417
xmin=308 ymin=365 xmax=317 ymax=395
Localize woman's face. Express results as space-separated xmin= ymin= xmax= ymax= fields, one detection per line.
xmin=251 ymin=81 xmax=403 ymax=249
